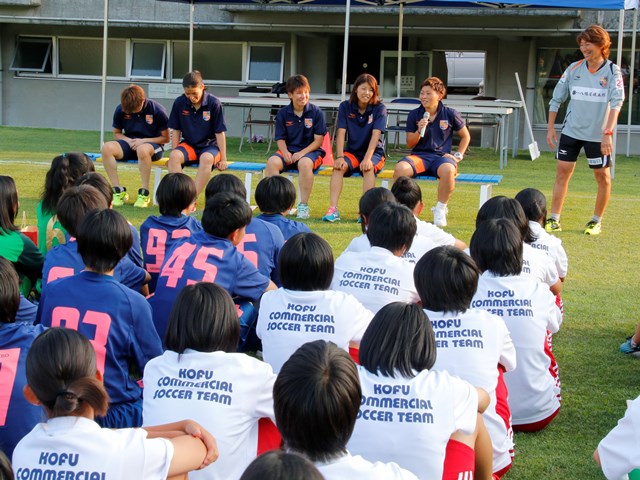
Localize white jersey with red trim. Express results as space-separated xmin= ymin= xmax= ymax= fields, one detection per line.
xmin=256 ymin=288 xmax=373 ymax=373
xmin=427 ymin=308 xmax=516 ymax=472
xmin=522 ymin=243 xmax=559 ymax=288
xmin=597 ymin=396 xmax=640 ymax=479
xmin=13 ymin=417 xmax=173 ymax=479
xmin=332 ymin=246 xmax=419 ymax=313
xmin=529 ymin=221 xmax=569 ymax=279
xmin=348 ymin=366 xmax=478 ymax=480
xmin=471 ymin=271 xmax=562 ymax=425
xmin=344 ymin=233 xmax=437 ymax=264
xmin=142 ymin=349 xmax=276 ymax=480
xmin=316 ymin=452 xmax=418 ymax=480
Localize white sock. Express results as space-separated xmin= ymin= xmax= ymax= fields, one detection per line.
xmin=436 ymin=201 xmax=447 ymax=210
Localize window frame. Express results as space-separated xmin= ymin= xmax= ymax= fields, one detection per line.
xmin=246 ymin=43 xmax=285 ymax=84
xmin=170 ymin=40 xmax=246 ymax=85
xmin=57 ymin=36 xmax=128 ymax=80
xmin=129 ymin=40 xmax=168 ymax=80
xmin=10 ymin=36 xmax=53 ymax=74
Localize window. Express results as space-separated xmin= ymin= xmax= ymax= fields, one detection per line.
xmin=172 ymin=41 xmax=243 ymax=82
xmin=248 ymin=45 xmax=283 ymax=83
xmin=10 ymin=37 xmax=52 ymax=73
xmin=131 ymin=41 xmax=166 ymax=79
xmin=59 ymin=38 xmax=126 ymax=77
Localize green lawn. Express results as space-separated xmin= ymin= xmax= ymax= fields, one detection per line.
xmin=1 ymin=126 xmax=639 ymax=479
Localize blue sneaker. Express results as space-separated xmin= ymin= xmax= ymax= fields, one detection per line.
xmin=322 ymin=207 xmax=340 ymax=222
xmin=620 ymin=337 xmax=640 ymax=357
xmin=296 ymin=203 xmax=310 ymax=220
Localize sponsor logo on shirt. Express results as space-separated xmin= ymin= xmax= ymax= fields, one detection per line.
xmin=124 ymin=114 xmax=132 ymax=120
xmin=146 ymin=115 xmax=154 ymax=125
xmin=599 ymin=77 xmax=608 ymax=87
xmin=439 ymin=120 xmax=449 ymax=130
xmin=181 ymin=110 xmax=190 ymax=116
xmin=304 ymin=118 xmax=313 ymax=129
xmin=570 ymin=87 xmax=607 ymax=102
xmin=348 ymin=113 xmax=357 ymax=119
xmin=286 ymin=121 xmax=294 ymax=127
xmin=203 ymin=111 xmax=211 ymax=121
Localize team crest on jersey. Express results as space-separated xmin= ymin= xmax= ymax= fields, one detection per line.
xmin=439 ymin=120 xmax=449 ymax=130
xmin=599 ymin=77 xmax=608 ymax=87
xmin=304 ymin=118 xmax=313 ymax=128
xmin=146 ymin=115 xmax=154 ymax=125
xmin=368 ymin=115 xmax=373 ymax=124
xmin=203 ymin=111 xmax=211 ymax=121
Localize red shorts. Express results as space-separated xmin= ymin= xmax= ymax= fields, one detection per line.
xmin=442 ymin=439 xmax=475 ymax=480
xmin=513 ymin=407 xmax=560 ymax=432
xmin=257 ymin=418 xmax=282 ymax=455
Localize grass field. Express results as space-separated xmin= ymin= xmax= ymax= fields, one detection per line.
xmin=1 ymin=126 xmax=639 ymax=478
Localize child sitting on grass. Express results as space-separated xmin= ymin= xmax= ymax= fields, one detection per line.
xmin=255 ymin=176 xmax=310 ymax=241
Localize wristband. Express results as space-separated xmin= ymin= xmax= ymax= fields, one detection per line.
xmin=336 ymin=156 xmax=344 ymax=159
xmin=453 ymin=152 xmax=464 ymax=161
xmin=603 ymin=129 xmax=613 ymax=136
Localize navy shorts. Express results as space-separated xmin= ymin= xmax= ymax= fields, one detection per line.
xmin=175 ymin=143 xmax=221 ymax=167
xmin=556 ymin=134 xmax=610 ymax=169
xmin=398 ymin=152 xmax=456 ymax=177
xmin=116 ymin=140 xmax=164 ymax=161
xmin=342 ymin=151 xmax=386 ymax=177
xmin=272 ymin=149 xmax=324 ymax=172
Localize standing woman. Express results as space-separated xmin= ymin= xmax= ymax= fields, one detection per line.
xmin=322 ymin=74 xmax=386 ymax=222
xmin=546 ymin=25 xmax=624 ymax=236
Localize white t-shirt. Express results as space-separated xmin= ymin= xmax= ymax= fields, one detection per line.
xmin=471 ymin=272 xmax=562 ymax=425
xmin=344 ymin=233 xmax=437 ymax=264
xmin=256 ymin=288 xmax=373 ymax=373
xmin=598 ymin=396 xmax=640 ymax=479
xmin=348 ymin=366 xmax=478 ymax=480
xmin=529 ymin=221 xmax=569 ymax=279
xmin=12 ymin=416 xmax=173 ymax=479
xmin=142 ymin=349 xmax=276 ymax=480
xmin=427 ymin=308 xmax=516 ymax=472
xmin=523 ymin=242 xmax=559 ymax=288
xmin=316 ymin=452 xmax=418 ymax=480
xmin=332 ymin=246 xmax=420 ymax=313
xmin=415 ymin=216 xmax=457 ymax=247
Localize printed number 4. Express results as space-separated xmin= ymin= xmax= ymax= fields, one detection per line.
xmin=0 ymin=348 xmax=21 ymax=426
xmin=51 ymin=307 xmax=111 ymax=374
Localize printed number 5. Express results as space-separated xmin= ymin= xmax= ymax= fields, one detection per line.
xmin=51 ymin=307 xmax=112 ymax=374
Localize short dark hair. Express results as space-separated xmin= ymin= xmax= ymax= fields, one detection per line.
xmin=165 ymin=282 xmax=239 ymax=353
xmin=286 ymin=74 xmax=310 ymax=94
xmin=414 ymin=246 xmax=480 ymax=313
xmin=74 ymin=172 xmax=112 ymax=206
xmin=56 ymin=185 xmax=109 ymax=237
xmin=359 ymin=302 xmax=436 ymax=378
xmin=0 ymin=175 xmax=19 ymax=233
xmin=183 ymin=70 xmax=204 ymax=89
xmin=476 ymin=195 xmax=534 ymax=244
xmin=391 ymin=176 xmax=422 ymax=210
xmin=470 ymin=218 xmax=523 ymax=276
xmin=515 ymin=188 xmax=547 ymax=225
xmin=41 ymin=152 xmax=95 ymax=215
xmin=274 ymin=340 xmax=361 ymax=462
xmin=201 ymin=192 xmax=252 ymax=238
xmin=156 ymin=173 xmax=197 ymax=217
xmin=0 ymin=257 xmax=20 ymax=324
xmin=420 ymin=76 xmax=447 ymax=97
xmin=240 ymin=451 xmax=323 ymax=480
xmin=255 ymin=176 xmax=296 ymax=214
xmin=279 ymin=233 xmax=334 ymax=291
xmin=205 ymin=173 xmax=247 ymax=201
xmin=349 ymin=73 xmax=380 ymax=106
xmin=77 ymin=209 xmax=132 ymax=273
xmin=26 ymin=328 xmax=109 ymax=418
xmin=120 ymin=84 xmax=145 ymax=114
xmin=358 ymin=187 xmax=396 ymax=232
xmin=366 ymin=203 xmax=416 ymax=253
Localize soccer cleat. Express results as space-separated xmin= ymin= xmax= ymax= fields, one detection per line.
xmin=620 ymin=337 xmax=640 ymax=357
xmin=111 ymin=188 xmax=129 ymax=207
xmin=322 ymin=207 xmax=341 ymax=222
xmin=296 ymin=203 xmax=310 ymax=220
xmin=134 ymin=189 xmax=151 ymax=208
xmin=545 ymin=218 xmax=562 ymax=233
xmin=583 ymin=220 xmax=601 ymax=236
xmin=431 ymin=205 xmax=448 ymax=227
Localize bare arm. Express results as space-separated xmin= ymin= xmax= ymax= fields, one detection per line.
xmin=546 ymin=110 xmax=559 ymax=149
xmin=171 ymin=129 xmax=182 ymax=150
xmin=456 ymin=126 xmax=471 ymax=156
xmin=291 ymin=134 xmax=324 ymax=162
xmin=334 ymin=128 xmax=347 ymax=170
xmin=360 ymin=129 xmax=382 ymax=172
xmin=215 ymin=131 xmax=228 ymax=169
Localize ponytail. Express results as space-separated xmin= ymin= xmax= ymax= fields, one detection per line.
xmin=49 ymin=377 xmax=109 ymax=418
xmin=41 ymin=153 xmax=95 ymax=214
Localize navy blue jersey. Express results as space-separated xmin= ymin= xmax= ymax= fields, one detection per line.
xmin=42 ymin=240 xmax=147 ymax=292
xmin=406 ymin=102 xmax=465 ymax=155
xmin=168 ymin=92 xmax=227 ymax=149
xmin=139 ymin=214 xmax=203 ymax=292
xmin=0 ymin=322 xmax=46 ymax=458
xmin=36 ymin=272 xmax=162 ymax=405
xmin=112 ymin=98 xmax=169 ymax=139
xmin=274 ymin=102 xmax=327 ymax=153
xmin=128 ymin=223 xmax=144 ymax=269
xmin=256 ymin=213 xmax=311 ymax=241
xmin=150 ymin=231 xmax=270 ymax=339
xmin=16 ymin=295 xmax=37 ymax=324
xmin=337 ymin=100 xmax=387 ymax=158
xmin=239 ymin=218 xmax=285 ymax=286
